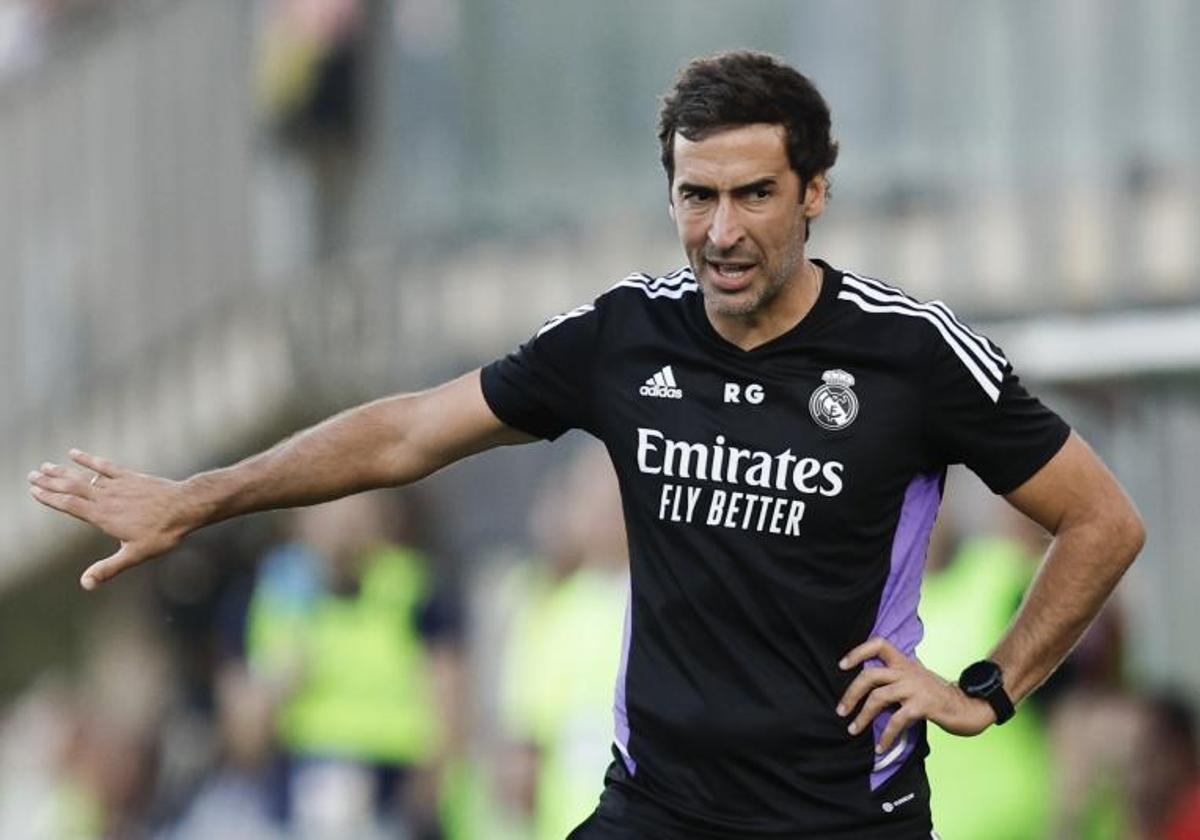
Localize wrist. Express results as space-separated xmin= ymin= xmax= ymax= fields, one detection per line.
xmin=958 ymin=659 xmax=1015 ymax=725
xmin=956 ymin=686 xmax=998 ymax=726
xmin=179 ymin=471 xmax=227 ymax=532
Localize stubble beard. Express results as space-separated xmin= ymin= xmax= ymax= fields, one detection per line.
xmin=695 ymin=232 xmax=807 ymax=319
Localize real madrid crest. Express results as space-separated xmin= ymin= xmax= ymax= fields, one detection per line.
xmin=809 ymin=369 xmax=859 ymax=430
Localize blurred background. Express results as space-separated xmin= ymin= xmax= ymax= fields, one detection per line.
xmin=2 ymin=1 xmax=1199 ymax=837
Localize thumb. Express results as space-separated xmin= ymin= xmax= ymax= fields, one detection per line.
xmin=81 ymin=544 xmax=142 ymax=591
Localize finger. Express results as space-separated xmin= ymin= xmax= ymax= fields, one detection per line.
xmin=29 ymin=485 xmax=94 ymax=523
xmin=81 ymin=544 xmax=140 ymax=591
xmin=69 ymin=449 xmax=121 ymax=478
xmin=35 ymin=462 xmax=73 ymax=478
xmin=30 ymin=462 xmax=84 ymax=483
xmin=837 ymin=666 xmax=897 ymax=716
xmin=848 ymin=683 xmax=902 ymax=736
xmin=840 ymin=636 xmax=906 ymax=670
xmin=876 ymin=707 xmax=917 ymax=755
xmin=28 ymin=468 xmax=93 ymax=498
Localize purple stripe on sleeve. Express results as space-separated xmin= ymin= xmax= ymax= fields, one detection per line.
xmin=613 ymin=582 xmax=637 ymax=774
xmin=868 ymin=471 xmax=943 ymax=790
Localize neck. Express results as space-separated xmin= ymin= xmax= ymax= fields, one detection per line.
xmin=706 ymin=259 xmax=822 ymax=351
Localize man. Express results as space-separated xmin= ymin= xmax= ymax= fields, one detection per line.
xmin=29 ymin=51 xmax=1144 ymax=838
xmin=496 ymin=445 xmax=630 ymax=840
xmin=244 ymin=493 xmax=461 ymax=837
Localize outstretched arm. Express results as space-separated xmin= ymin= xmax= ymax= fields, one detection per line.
xmin=28 ymin=369 xmax=532 ymax=590
xmin=837 ymin=431 xmax=1145 ymax=751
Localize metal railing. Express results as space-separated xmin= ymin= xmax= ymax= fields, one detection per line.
xmin=0 ymin=0 xmax=259 ymax=585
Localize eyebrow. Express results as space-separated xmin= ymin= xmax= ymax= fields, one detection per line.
xmin=731 ymin=178 xmax=777 ymax=197
xmin=675 ymin=177 xmax=778 ymax=197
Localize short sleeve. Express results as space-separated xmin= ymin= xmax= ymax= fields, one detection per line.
xmin=924 ymin=322 xmax=1070 ymax=495
xmin=481 ymin=302 xmax=600 ymax=440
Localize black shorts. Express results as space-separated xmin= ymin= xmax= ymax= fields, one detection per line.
xmin=567 ymin=761 xmax=939 ymax=840
xmin=570 ymin=810 xmax=941 ymax=840
xmin=564 ymin=763 xmax=732 ymax=840
xmin=566 ymin=809 xmax=644 ymax=840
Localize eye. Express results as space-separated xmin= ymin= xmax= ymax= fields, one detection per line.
xmin=679 ymin=188 xmax=714 ymax=204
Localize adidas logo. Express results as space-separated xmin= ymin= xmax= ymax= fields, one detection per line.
xmin=639 ymin=365 xmax=683 ymax=399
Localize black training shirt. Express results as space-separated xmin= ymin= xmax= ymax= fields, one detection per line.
xmin=481 ymin=260 xmax=1069 ymax=838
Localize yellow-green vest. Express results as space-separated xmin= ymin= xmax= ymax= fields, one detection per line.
xmin=500 ymin=564 xmax=628 ymax=840
xmin=918 ymin=536 xmax=1052 ymax=840
xmin=247 ymin=543 xmax=441 ymax=765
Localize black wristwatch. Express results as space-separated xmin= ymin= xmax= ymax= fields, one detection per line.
xmin=958 ymin=660 xmax=1015 ymax=725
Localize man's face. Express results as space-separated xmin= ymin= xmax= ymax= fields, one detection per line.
xmin=669 ymin=123 xmax=825 ymax=318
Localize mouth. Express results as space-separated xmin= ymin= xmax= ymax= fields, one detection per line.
xmin=705 ymin=260 xmax=758 ymax=292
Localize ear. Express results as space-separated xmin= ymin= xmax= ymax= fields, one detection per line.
xmin=667 ymin=200 xmax=676 ymax=222
xmin=803 ymin=173 xmax=828 ymax=220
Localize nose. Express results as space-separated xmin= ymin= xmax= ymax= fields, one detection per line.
xmin=707 ymin=197 xmax=745 ymax=252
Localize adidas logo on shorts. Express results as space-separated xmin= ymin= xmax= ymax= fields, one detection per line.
xmin=639 ymin=365 xmax=683 ymax=399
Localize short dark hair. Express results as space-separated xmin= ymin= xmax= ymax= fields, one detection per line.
xmin=657 ymin=51 xmax=839 ymax=192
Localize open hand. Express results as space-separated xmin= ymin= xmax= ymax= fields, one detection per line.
xmin=28 ymin=450 xmax=195 ymax=591
xmin=836 ymin=636 xmax=996 ymax=754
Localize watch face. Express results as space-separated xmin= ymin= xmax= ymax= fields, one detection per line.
xmin=960 ymin=661 xmax=1002 ymax=695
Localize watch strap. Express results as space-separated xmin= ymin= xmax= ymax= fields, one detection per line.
xmin=958 ymin=660 xmax=1015 ymax=725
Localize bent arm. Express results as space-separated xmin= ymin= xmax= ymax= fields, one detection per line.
xmin=837 ymin=430 xmax=1145 ymax=749
xmin=29 ymin=369 xmax=533 ymax=588
xmin=991 ymin=431 xmax=1146 ymax=703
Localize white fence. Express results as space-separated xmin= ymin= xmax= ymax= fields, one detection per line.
xmin=0 ymin=0 xmax=262 ymax=584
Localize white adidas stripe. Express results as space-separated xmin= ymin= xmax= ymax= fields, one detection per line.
xmin=536 ymin=303 xmax=594 ymax=337
xmin=662 ymin=365 xmax=677 ymax=387
xmin=845 ymin=272 xmax=1007 ymax=371
xmin=927 ymin=299 xmax=1006 ymax=367
xmin=653 ymin=371 xmax=667 ymax=387
xmin=842 ymin=274 xmax=1006 ymax=384
xmin=838 ymin=289 xmax=1002 ymax=402
xmin=622 ymin=271 xmax=692 ymax=289
xmin=610 ymin=267 xmax=699 ymax=298
xmin=643 ymin=265 xmax=692 ymax=283
xmin=539 ymin=269 xmax=697 ymax=340
xmin=609 ymin=278 xmax=699 ymax=299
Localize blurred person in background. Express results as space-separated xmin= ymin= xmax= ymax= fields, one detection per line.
xmin=0 ymin=0 xmax=116 ymax=81
xmin=1050 ymin=681 xmax=1142 ymax=839
xmin=0 ymin=677 xmax=102 ymax=839
xmin=1035 ymin=527 xmax=1137 ymax=838
xmin=1132 ymin=692 xmax=1200 ymax=840
xmin=0 ymin=613 xmax=170 ymax=838
xmin=257 ymin=0 xmax=367 ymax=259
xmin=244 ymin=490 xmax=464 ymax=839
xmin=918 ymin=504 xmax=1055 ymax=839
xmin=0 ymin=0 xmax=46 ymax=80
xmin=30 ymin=50 xmax=1146 ymax=838
xmin=498 ymin=444 xmax=629 ymax=840
xmin=1049 ymin=688 xmax=1200 ymax=840
xmin=162 ymin=665 xmax=282 ymax=839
